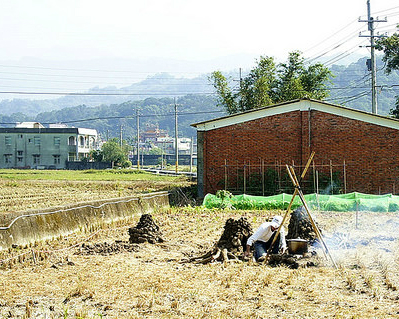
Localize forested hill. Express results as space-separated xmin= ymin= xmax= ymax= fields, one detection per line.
xmin=36 ymin=95 xmax=221 ymax=140
xmin=328 ymin=57 xmax=399 ymax=114
xmin=0 ymin=56 xmax=398 ymax=139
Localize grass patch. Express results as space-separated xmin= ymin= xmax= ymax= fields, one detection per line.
xmin=0 ymin=169 xmax=185 ymax=182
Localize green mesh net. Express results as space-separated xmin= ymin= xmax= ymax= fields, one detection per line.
xmin=202 ymin=192 xmax=399 ymax=212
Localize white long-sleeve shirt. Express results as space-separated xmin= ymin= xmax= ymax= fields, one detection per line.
xmin=247 ymin=222 xmax=286 ymax=250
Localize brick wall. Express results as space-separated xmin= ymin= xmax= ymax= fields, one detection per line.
xmin=201 ymin=109 xmax=399 ymax=195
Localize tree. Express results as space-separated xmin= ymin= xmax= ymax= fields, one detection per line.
xmin=100 ymin=138 xmax=132 ymax=168
xmin=376 ymin=31 xmax=399 ymax=117
xmin=209 ymin=51 xmax=332 ymax=114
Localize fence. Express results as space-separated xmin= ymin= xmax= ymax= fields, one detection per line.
xmin=218 ymin=159 xmax=348 ymax=196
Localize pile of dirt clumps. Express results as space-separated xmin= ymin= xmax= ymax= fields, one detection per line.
xmin=188 ymin=217 xmax=252 ymax=263
xmin=287 ymin=206 xmax=319 ymax=243
xmin=128 ymin=214 xmax=164 ymax=244
xmin=268 ymin=253 xmax=319 ymax=269
xmin=75 ymin=241 xmax=139 ymax=256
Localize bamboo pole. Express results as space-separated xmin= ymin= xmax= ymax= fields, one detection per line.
xmin=330 ymin=159 xmax=333 ymax=195
xmin=236 ymin=160 xmax=239 ymax=192
xmin=313 ymin=160 xmax=316 ymax=193
xmin=262 ymin=159 xmax=265 ymax=196
xmin=343 ymin=160 xmax=347 ymax=194
xmin=316 ymin=170 xmax=320 ymax=211
xmin=243 ymin=162 xmax=246 ymax=194
xmin=265 ymin=152 xmax=315 ymax=258
xmin=288 ymin=166 xmax=338 ymax=269
xmin=224 ymin=159 xmax=227 ymax=191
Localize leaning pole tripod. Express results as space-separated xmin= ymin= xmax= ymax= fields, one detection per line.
xmin=266 ymin=152 xmax=338 ymax=269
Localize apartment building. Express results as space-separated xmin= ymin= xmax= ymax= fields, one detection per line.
xmin=0 ymin=122 xmax=98 ymax=169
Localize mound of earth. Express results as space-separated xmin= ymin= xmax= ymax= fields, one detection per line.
xmin=287 ymin=206 xmax=319 ymax=243
xmin=75 ymin=241 xmax=139 ymax=256
xmin=268 ymin=253 xmax=319 ymax=269
xmin=189 ymin=217 xmax=252 ymax=263
xmin=128 ymin=214 xmax=164 ymax=244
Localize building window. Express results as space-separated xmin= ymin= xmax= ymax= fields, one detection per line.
xmin=33 ymin=154 xmax=40 ymax=164
xmin=5 ymin=136 xmax=11 ymax=146
xmin=68 ymin=136 xmax=76 ymax=146
xmin=34 ymin=137 xmax=41 ymax=146
xmin=80 ymin=136 xmax=85 ymax=147
xmin=28 ymin=138 xmax=32 ymax=143
xmin=53 ymin=155 xmax=60 ymax=164
xmin=4 ymin=154 xmax=12 ymax=163
xmin=54 ymin=137 xmax=61 ymax=146
xmin=19 ymin=134 xmax=23 ymax=139
xmin=17 ymin=151 xmax=23 ymax=163
xmin=68 ymin=153 xmax=76 ymax=161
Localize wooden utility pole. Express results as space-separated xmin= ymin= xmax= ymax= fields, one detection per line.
xmin=174 ymin=100 xmax=179 ymax=173
xmin=136 ymin=109 xmax=140 ymax=169
xmin=359 ymin=0 xmax=387 ymax=114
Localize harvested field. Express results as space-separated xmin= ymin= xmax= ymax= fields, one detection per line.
xmin=0 ymin=170 xmax=191 ymax=214
xmin=1 ymin=207 xmax=399 ymax=318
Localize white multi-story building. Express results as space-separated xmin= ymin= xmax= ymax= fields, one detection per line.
xmin=0 ymin=122 xmax=98 ymax=169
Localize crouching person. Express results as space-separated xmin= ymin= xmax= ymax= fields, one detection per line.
xmin=244 ymin=215 xmax=286 ymax=262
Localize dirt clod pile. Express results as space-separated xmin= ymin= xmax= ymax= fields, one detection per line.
xmin=75 ymin=241 xmax=139 ymax=256
xmin=287 ymin=206 xmax=318 ymax=243
xmin=128 ymin=214 xmax=164 ymax=244
xmin=189 ymin=217 xmax=252 ymax=263
xmin=268 ymin=253 xmax=318 ymax=269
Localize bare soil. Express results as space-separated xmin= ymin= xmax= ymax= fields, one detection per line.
xmin=1 ymin=207 xmax=399 ymax=318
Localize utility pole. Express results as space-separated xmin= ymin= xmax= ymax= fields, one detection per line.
xmin=190 ymin=137 xmax=194 ymax=173
xmin=359 ymin=0 xmax=387 ymax=114
xmin=174 ymin=99 xmax=178 ymax=173
xmin=136 ymin=109 xmax=140 ymax=170
xmin=119 ymin=125 xmax=123 ymax=148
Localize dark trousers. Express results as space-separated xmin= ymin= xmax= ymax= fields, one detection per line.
xmin=254 ymin=232 xmax=281 ymax=260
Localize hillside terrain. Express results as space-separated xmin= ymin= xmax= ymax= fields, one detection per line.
xmin=0 ymin=57 xmax=398 ymax=139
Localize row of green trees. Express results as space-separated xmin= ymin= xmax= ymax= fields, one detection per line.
xmin=209 ymin=51 xmax=332 ymax=114
xmin=376 ymin=31 xmax=399 ymax=116
xmin=210 ymin=35 xmax=399 ymax=116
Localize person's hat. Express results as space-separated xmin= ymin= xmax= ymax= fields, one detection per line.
xmin=270 ymin=215 xmax=283 ymax=228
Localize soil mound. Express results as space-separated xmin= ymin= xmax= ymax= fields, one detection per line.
xmin=75 ymin=241 xmax=139 ymax=256
xmin=128 ymin=214 xmax=164 ymax=244
xmin=287 ymin=206 xmax=318 ymax=243
xmin=268 ymin=253 xmax=319 ymax=269
xmin=189 ymin=217 xmax=252 ymax=263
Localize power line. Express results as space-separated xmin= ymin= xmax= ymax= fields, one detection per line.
xmin=0 ymin=64 xmax=204 ymax=75
xmin=0 ymin=110 xmax=226 ymax=125
xmin=303 ymin=18 xmax=359 ymax=54
xmin=0 ymin=91 xmax=215 ymax=96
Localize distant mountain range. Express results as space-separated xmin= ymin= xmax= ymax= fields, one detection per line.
xmin=0 ymin=56 xmax=398 ymax=140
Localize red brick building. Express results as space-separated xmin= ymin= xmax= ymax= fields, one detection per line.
xmin=192 ymin=98 xmax=399 ymax=198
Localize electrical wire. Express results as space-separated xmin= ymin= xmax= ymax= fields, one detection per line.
xmin=305 ymin=24 xmax=367 ymax=63
xmin=303 ymin=18 xmax=360 ymax=53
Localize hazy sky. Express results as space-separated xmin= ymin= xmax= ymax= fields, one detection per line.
xmin=1 ymin=0 xmax=398 ymax=62
xmin=0 ymin=0 xmax=398 ymax=96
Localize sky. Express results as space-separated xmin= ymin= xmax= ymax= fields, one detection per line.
xmin=0 ymin=0 xmax=398 ymax=94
